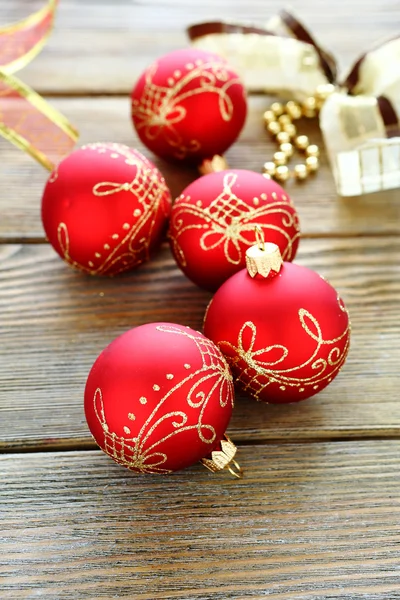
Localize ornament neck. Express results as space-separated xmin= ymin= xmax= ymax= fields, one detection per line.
xmin=246 ymin=239 xmax=283 ymax=278
xmin=199 ymin=155 xmax=229 ymax=174
xmin=201 ymin=434 xmax=243 ymax=479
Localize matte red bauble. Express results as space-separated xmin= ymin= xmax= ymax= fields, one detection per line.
xmin=204 ymin=242 xmax=350 ymax=403
xmin=131 ymin=48 xmax=247 ymax=164
xmin=84 ymin=323 xmax=238 ymax=475
xmin=169 ymin=169 xmax=300 ymax=290
xmin=41 ymin=143 xmax=172 ymax=276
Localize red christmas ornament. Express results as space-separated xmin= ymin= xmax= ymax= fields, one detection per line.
xmin=84 ymin=322 xmax=239 ymax=475
xmin=131 ymin=48 xmax=247 ymax=165
xmin=204 ymin=239 xmax=350 ymax=403
xmin=169 ymin=169 xmax=300 ymax=290
xmin=41 ymin=143 xmax=172 ymax=276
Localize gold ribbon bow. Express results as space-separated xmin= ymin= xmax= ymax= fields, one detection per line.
xmin=188 ymin=10 xmax=400 ymax=196
xmin=0 ymin=0 xmax=78 ymax=170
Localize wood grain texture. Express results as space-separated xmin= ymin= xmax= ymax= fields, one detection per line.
xmin=1 ymin=96 xmax=400 ymax=241
xmin=2 ymin=443 xmax=400 ymax=599
xmin=1 ymin=0 xmax=399 ymax=94
xmin=1 ymin=237 xmax=399 ymax=451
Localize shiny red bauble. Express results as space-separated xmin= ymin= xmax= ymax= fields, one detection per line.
xmin=204 ymin=247 xmax=350 ymax=403
xmin=41 ymin=143 xmax=172 ymax=276
xmin=84 ymin=322 xmax=235 ymax=474
xmin=169 ymin=169 xmax=300 ymax=290
xmin=131 ymin=48 xmax=247 ymax=164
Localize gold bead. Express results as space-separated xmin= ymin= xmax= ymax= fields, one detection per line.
xmin=271 ymin=102 xmax=284 ymax=116
xmin=267 ymin=121 xmax=281 ymax=136
xmin=295 ymin=135 xmax=309 ymax=150
xmin=263 ymin=161 xmax=277 ymax=176
xmin=283 ymin=123 xmax=297 ymax=138
xmin=294 ymin=164 xmax=308 ymax=180
xmin=285 ymin=100 xmax=302 ymax=120
xmin=273 ymin=151 xmax=287 ymax=166
xmin=306 ymin=144 xmax=320 ymax=158
xmin=306 ymin=156 xmax=319 ymax=172
xmin=280 ymin=142 xmax=293 ymax=158
xmin=278 ymin=114 xmax=291 ymax=126
xmin=275 ymin=165 xmax=290 ymax=182
xmin=302 ymin=97 xmax=317 ymax=118
xmin=263 ymin=110 xmax=276 ymax=125
xmin=276 ymin=131 xmax=291 ymax=145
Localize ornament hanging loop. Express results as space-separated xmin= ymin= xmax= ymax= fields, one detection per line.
xmin=227 ymin=458 xmax=243 ymax=479
xmin=255 ymin=225 xmax=266 ymax=252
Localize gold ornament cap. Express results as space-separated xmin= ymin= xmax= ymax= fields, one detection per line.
xmin=246 ymin=228 xmax=283 ymax=278
xmin=201 ymin=435 xmax=242 ymax=479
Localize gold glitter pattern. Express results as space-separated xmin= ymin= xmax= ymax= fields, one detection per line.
xmin=132 ymin=59 xmax=242 ymax=159
xmin=56 ymin=143 xmax=170 ymax=276
xmin=93 ymin=326 xmax=234 ymax=474
xmin=218 ymin=299 xmax=350 ymax=399
xmin=170 ymin=172 xmax=300 ymax=268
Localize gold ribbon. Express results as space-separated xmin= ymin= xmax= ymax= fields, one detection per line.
xmin=188 ymin=10 xmax=400 ymax=196
xmin=0 ymin=0 xmax=78 ymax=170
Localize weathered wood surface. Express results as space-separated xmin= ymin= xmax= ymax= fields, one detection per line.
xmin=1 ymin=1 xmax=400 ymax=598
xmin=1 ymin=237 xmax=399 ymax=451
xmin=2 ymin=443 xmax=400 ymax=599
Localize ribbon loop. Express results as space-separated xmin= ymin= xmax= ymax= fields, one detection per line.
xmin=189 ymin=9 xmax=400 ymax=196
xmin=0 ymin=0 xmax=78 ymax=170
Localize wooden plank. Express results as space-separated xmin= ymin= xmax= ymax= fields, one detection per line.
xmin=2 ymin=442 xmax=400 ymax=599
xmin=1 ymin=97 xmax=400 ymax=241
xmin=0 ymin=237 xmax=399 ymax=451
xmin=1 ymin=0 xmax=398 ymax=94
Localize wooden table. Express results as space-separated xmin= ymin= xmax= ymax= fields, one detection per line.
xmin=1 ymin=1 xmax=400 ymax=598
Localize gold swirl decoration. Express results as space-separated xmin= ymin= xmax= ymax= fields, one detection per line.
xmin=170 ymin=171 xmax=300 ymax=267
xmin=132 ymin=58 xmax=242 ymax=159
xmin=93 ymin=326 xmax=234 ymax=474
xmin=0 ymin=0 xmax=78 ymax=170
xmin=219 ymin=299 xmax=350 ymax=400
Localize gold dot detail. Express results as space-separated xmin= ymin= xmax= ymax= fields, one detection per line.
xmin=166 ymin=374 xmax=174 ymax=380
xmin=88 ymin=261 xmax=94 ymax=267
xmin=260 ymin=193 xmax=267 ymax=200
xmin=139 ymin=397 xmax=147 ymax=405
xmin=299 ymin=388 xmax=305 ymax=392
xmin=184 ymin=364 xmax=191 ymax=370
xmin=112 ymin=234 xmax=119 ymax=240
xmin=153 ymin=384 xmax=160 ymax=391
xmin=272 ymin=192 xmax=277 ymax=199
xmin=186 ymin=62 xmax=194 ymax=69
xmin=134 ymin=209 xmax=141 ymax=217
xmin=123 ymin=426 xmax=131 ymax=435
xmin=111 ymin=153 xmax=119 ymax=159
xmin=123 ymin=223 xmax=130 ymax=230
xmin=128 ymin=413 xmax=136 ymax=421
xmin=174 ymin=70 xmax=181 ymax=78
xmin=104 ymin=244 xmax=110 ymax=250
xmin=167 ymin=77 xmax=174 ymax=86
xmin=280 ymin=386 xmax=286 ymax=391
xmin=253 ymin=197 xmax=260 ymax=206
xmin=95 ymin=253 xmax=101 ymax=258
xmin=196 ymin=200 xmax=202 ymax=207
xmin=313 ymin=385 xmax=319 ymax=390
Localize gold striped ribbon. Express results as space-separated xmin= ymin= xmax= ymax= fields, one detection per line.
xmin=0 ymin=0 xmax=78 ymax=170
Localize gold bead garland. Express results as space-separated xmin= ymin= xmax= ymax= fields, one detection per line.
xmin=262 ymin=84 xmax=335 ymax=183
